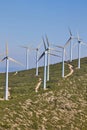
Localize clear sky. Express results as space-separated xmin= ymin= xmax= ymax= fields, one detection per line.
xmin=0 ymin=0 xmax=87 ymax=71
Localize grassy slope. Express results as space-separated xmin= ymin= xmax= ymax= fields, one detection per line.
xmin=0 ymin=57 xmax=87 ymax=130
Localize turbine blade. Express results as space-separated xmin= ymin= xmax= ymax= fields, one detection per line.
xmin=8 ymin=57 xmax=24 ymax=66
xmin=73 ymin=42 xmax=78 ymax=48
xmin=0 ymin=57 xmax=7 ymax=62
xmin=52 ymin=44 xmax=64 ymax=49
xmin=45 ymin=34 xmax=49 ymax=47
xmin=77 ymin=31 xmax=80 ymax=41
xmin=49 ymin=48 xmax=62 ymax=52
xmin=64 ymin=49 xmax=67 ymax=59
xmin=48 ymin=53 xmax=61 ymax=58
xmin=20 ymin=45 xmax=35 ymax=50
xmin=64 ymin=37 xmax=71 ymax=47
xmin=6 ymin=42 xmax=8 ymax=56
xmin=42 ymin=37 xmax=46 ymax=50
xmin=38 ymin=51 xmax=45 ymax=61
xmin=81 ymin=42 xmax=87 ymax=47
xmin=20 ymin=45 xmax=29 ymax=49
xmin=77 ymin=31 xmax=82 ymax=42
xmin=68 ymin=27 xmax=72 ymax=36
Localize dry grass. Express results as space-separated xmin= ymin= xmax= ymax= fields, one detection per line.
xmin=0 ymin=57 xmax=87 ymax=130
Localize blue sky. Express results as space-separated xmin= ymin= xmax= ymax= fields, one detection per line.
xmin=0 ymin=0 xmax=87 ymax=71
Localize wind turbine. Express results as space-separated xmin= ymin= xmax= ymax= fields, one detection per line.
xmin=21 ymin=45 xmax=34 ymax=70
xmin=52 ymin=45 xmax=65 ymax=77
xmin=77 ymin=33 xmax=81 ymax=69
xmin=76 ymin=33 xmax=87 ymax=69
xmin=45 ymin=35 xmax=61 ymax=81
xmin=38 ymin=37 xmax=61 ymax=89
xmin=68 ymin=28 xmax=73 ymax=62
xmin=45 ymin=35 xmax=50 ymax=81
xmin=67 ymin=28 xmax=78 ymax=62
xmin=1 ymin=43 xmax=23 ymax=100
xmin=52 ymin=34 xmax=75 ymax=78
xmin=61 ymin=29 xmax=77 ymax=77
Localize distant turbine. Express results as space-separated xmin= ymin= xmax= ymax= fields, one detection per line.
xmin=61 ymin=30 xmax=77 ymax=77
xmin=45 ymin=35 xmax=50 ymax=81
xmin=52 ymin=30 xmax=76 ymax=78
xmin=68 ymin=28 xmax=77 ymax=62
xmin=68 ymin=28 xmax=73 ymax=62
xmin=21 ymin=45 xmax=34 ymax=70
xmin=77 ymin=33 xmax=87 ymax=69
xmin=72 ymin=32 xmax=87 ymax=69
xmin=53 ymin=45 xmax=65 ymax=77
xmin=53 ymin=34 xmax=74 ymax=78
xmin=77 ymin=33 xmax=81 ymax=69
xmin=1 ymin=43 xmax=23 ymax=100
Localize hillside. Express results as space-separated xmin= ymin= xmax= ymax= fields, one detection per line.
xmin=0 ymin=57 xmax=87 ymax=130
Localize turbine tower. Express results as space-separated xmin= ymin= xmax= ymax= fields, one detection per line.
xmin=38 ymin=40 xmax=47 ymax=90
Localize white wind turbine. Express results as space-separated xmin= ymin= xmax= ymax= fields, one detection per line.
xmin=1 ymin=43 xmax=23 ymax=100
xmin=57 ymin=30 xmax=78 ymax=77
xmin=76 ymin=33 xmax=87 ymax=69
xmin=45 ymin=35 xmax=61 ymax=81
xmin=53 ymin=34 xmax=75 ymax=78
xmin=21 ymin=45 xmax=34 ymax=70
xmin=38 ymin=37 xmax=61 ymax=89
xmin=77 ymin=33 xmax=82 ymax=69
xmin=68 ymin=28 xmax=78 ymax=62
xmin=52 ymin=45 xmax=66 ymax=78
xmin=68 ymin=28 xmax=73 ymax=62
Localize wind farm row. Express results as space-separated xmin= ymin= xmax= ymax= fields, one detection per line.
xmin=1 ymin=29 xmax=87 ymax=100
xmin=37 ymin=30 xmax=87 ymax=90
